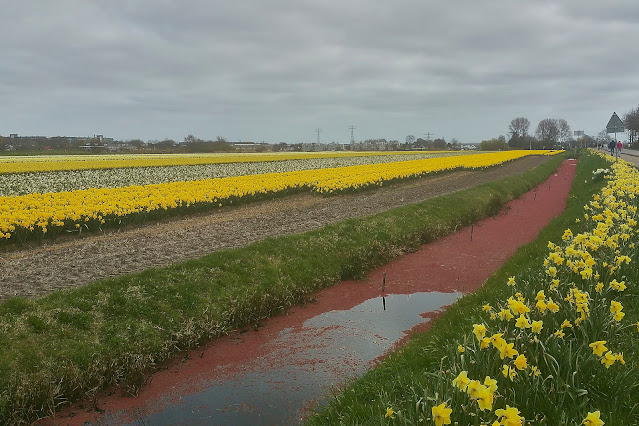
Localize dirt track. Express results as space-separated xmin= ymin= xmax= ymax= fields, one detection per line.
xmin=0 ymin=155 xmax=552 ymax=301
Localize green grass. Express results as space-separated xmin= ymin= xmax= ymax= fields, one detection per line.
xmin=306 ymin=151 xmax=639 ymax=425
xmin=0 ymin=155 xmax=565 ymax=424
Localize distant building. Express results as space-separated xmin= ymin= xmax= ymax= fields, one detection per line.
xmin=232 ymin=141 xmax=271 ymax=152
xmin=233 ymin=142 xmax=258 ymax=151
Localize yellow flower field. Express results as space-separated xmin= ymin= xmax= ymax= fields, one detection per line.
xmin=0 ymin=150 xmax=561 ymax=241
xmin=0 ymin=151 xmax=441 ymax=174
xmin=0 ymin=151 xmax=473 ymax=196
xmin=433 ymin=150 xmax=638 ymax=425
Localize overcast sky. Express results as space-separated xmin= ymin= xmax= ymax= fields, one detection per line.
xmin=2 ymin=1 xmax=638 ymax=144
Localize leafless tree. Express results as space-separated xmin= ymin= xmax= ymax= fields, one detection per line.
xmin=508 ymin=117 xmax=530 ymax=138
xmin=557 ymin=119 xmax=572 ymax=144
xmin=535 ymin=118 xmax=569 ymax=147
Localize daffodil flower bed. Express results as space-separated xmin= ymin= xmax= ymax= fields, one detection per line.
xmin=0 ymin=151 xmax=454 ymax=174
xmin=338 ymin=150 xmax=637 ymax=425
xmin=0 ymin=151 xmax=474 ymax=196
xmin=0 ymin=150 xmax=560 ymax=243
xmin=307 ymin=150 xmax=639 ymax=426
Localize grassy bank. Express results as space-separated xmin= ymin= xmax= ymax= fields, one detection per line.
xmin=0 ymin=155 xmax=564 ymax=424
xmin=307 ymin=152 xmax=639 ymax=424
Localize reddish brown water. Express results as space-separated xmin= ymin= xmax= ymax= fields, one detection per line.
xmin=40 ymin=159 xmax=577 ymax=426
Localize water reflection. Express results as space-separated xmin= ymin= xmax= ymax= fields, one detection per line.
xmin=108 ymin=292 xmax=461 ymax=426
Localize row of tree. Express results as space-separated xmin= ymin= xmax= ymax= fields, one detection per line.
xmin=404 ymin=135 xmax=463 ymax=151
xmin=0 ymin=135 xmax=238 ymax=153
xmin=506 ymin=117 xmax=573 ymax=150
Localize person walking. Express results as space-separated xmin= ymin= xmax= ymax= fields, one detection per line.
xmin=617 ymin=140 xmax=623 ymax=155
xmin=609 ymin=140 xmax=616 ymax=156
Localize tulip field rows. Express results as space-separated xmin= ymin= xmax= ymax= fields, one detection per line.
xmin=0 ymin=150 xmax=560 ymax=243
xmin=308 ymin=150 xmax=639 ymax=425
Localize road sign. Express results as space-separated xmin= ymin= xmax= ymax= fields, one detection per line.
xmin=606 ymin=112 xmax=625 ymax=133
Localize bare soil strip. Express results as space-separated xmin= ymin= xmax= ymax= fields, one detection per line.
xmin=0 ymin=156 xmax=550 ymax=301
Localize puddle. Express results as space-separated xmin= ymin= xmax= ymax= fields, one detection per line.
xmin=99 ymin=292 xmax=461 ymax=425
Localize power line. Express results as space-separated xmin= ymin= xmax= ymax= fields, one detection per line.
xmin=348 ymin=125 xmax=356 ymax=144
xmin=423 ymin=132 xmax=433 ymax=141
xmin=315 ymin=128 xmax=323 ymax=144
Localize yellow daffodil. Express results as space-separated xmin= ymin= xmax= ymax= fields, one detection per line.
xmin=610 ymin=300 xmax=623 ymax=313
xmin=515 ymin=314 xmax=531 ymax=329
xmin=531 ymin=320 xmax=543 ymax=333
xmin=609 ymin=279 xmax=627 ymax=291
xmin=385 ymin=407 xmax=395 ymax=418
xmin=495 ymin=404 xmax=524 ymax=425
xmin=502 ymin=364 xmax=516 ymax=381
xmin=561 ymin=319 xmax=572 ymax=329
xmin=499 ymin=342 xmax=518 ymax=360
xmin=480 ymin=337 xmax=491 ymax=350
xmin=476 ymin=385 xmax=493 ymax=411
xmin=498 ymin=309 xmax=514 ymax=321
xmin=546 ymin=298 xmax=560 ymax=313
xmin=431 ymin=402 xmax=452 ymax=426
xmin=484 ymin=376 xmax=498 ymax=393
xmin=452 ymin=371 xmax=470 ymax=391
xmin=473 ymin=323 xmax=487 ymax=341
xmin=490 ymin=333 xmax=507 ymax=349
xmin=562 ymin=229 xmax=573 ymax=241
xmin=582 ymin=410 xmax=604 ymax=426
xmin=530 ymin=366 xmax=541 ymax=377
xmin=467 ymin=379 xmax=482 ymax=399
xmin=601 ymin=351 xmax=616 ymax=368
xmin=589 ymin=341 xmax=608 ymax=357
xmin=536 ymin=299 xmax=547 ymax=313
xmin=514 ymin=354 xmax=528 ymax=370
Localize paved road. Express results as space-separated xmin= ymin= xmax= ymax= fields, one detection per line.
xmin=593 ymin=146 xmax=639 ymax=167
xmin=619 ymin=149 xmax=639 ymax=167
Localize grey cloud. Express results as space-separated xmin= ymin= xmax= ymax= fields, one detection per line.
xmin=1 ymin=0 xmax=639 ymax=142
